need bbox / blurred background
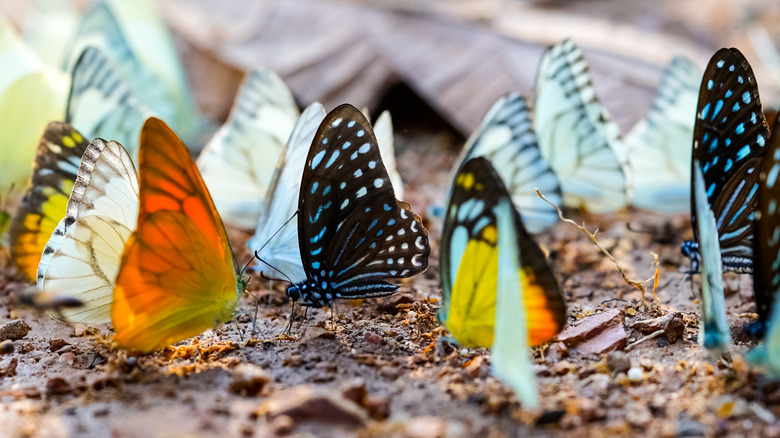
[3,0,780,206]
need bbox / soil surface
[3,1,780,437]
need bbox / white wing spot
[398,228,406,236]
[348,120,356,128]
[341,199,349,209]
[368,161,376,169]
[357,130,365,137]
[412,254,423,267]
[354,169,363,178]
[402,243,409,250]
[332,118,343,127]
[389,246,396,252]
[415,236,425,250]
[356,187,368,198]
[374,178,384,188]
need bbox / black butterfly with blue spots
[285,104,430,307]
[681,48,770,274]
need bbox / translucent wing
[291,105,430,306]
[112,118,241,352]
[9,123,89,281]
[373,110,405,200]
[694,162,731,355]
[37,138,139,324]
[458,93,561,233]
[439,157,566,348]
[627,57,701,213]
[248,103,326,283]
[0,16,69,194]
[67,47,151,161]
[197,68,300,228]
[492,198,537,408]
[683,48,770,273]
[534,38,630,212]
[63,2,198,144]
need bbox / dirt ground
[4,1,780,437]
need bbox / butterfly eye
[286,285,301,302]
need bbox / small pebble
[0,340,14,355]
[59,352,76,366]
[49,339,69,352]
[0,320,31,341]
[379,365,401,380]
[627,367,644,382]
[364,332,383,344]
[270,414,294,435]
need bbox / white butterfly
[248,103,327,283]
[37,138,139,324]
[457,92,561,233]
[197,68,301,229]
[627,57,701,213]
[534,38,631,213]
[373,110,405,200]
[67,46,152,161]
[63,0,200,144]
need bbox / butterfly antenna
[253,250,294,284]
[255,211,299,255]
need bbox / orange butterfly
[112,117,247,352]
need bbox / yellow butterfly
[439,157,567,406]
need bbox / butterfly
[439,156,567,406]
[109,117,247,352]
[0,14,69,196]
[534,38,631,213]
[63,0,200,144]
[9,123,90,282]
[454,92,562,233]
[197,68,301,229]
[627,56,701,213]
[247,103,326,283]
[36,136,139,324]
[748,114,780,337]
[67,46,151,161]
[747,115,780,373]
[692,161,731,355]
[681,48,770,274]
[283,104,429,307]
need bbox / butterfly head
[680,240,700,272]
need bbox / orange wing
[112,117,242,352]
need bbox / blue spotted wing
[289,104,430,306]
[753,114,780,334]
[684,48,770,273]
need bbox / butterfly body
[287,104,429,307]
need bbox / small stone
[606,351,630,374]
[284,354,303,368]
[578,398,604,423]
[229,364,271,396]
[464,356,487,379]
[626,402,652,428]
[557,309,626,354]
[364,332,383,344]
[265,386,369,426]
[405,416,446,438]
[0,340,14,355]
[1,357,18,377]
[615,372,630,386]
[59,352,75,366]
[627,367,644,382]
[341,379,367,406]
[379,366,400,380]
[49,339,69,352]
[639,357,654,371]
[46,377,72,396]
[270,414,294,435]
[546,342,569,362]
[0,320,31,341]
[629,312,685,343]
[553,360,577,375]
[365,395,390,420]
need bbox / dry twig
[536,189,660,309]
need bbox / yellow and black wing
[9,122,89,281]
[439,156,566,348]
